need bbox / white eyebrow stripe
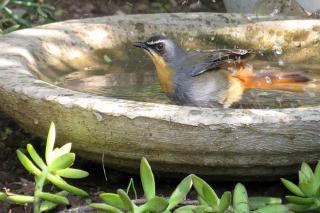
[146,40,165,45]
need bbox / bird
[133,36,310,108]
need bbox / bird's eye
[155,43,164,51]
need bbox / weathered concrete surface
[0,13,320,179]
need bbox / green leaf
[100,193,125,209]
[137,196,168,213]
[0,0,10,10]
[140,157,155,200]
[37,7,48,18]
[281,178,305,197]
[248,197,282,210]
[45,122,56,165]
[252,205,289,213]
[299,179,318,197]
[301,162,313,180]
[16,150,41,176]
[27,144,46,169]
[36,192,69,205]
[90,203,123,213]
[47,173,88,196]
[0,192,6,201]
[174,205,195,213]
[166,175,192,211]
[314,161,320,189]
[11,0,39,7]
[53,143,72,159]
[7,194,34,204]
[218,191,231,213]
[48,153,75,171]
[174,205,212,213]
[299,171,309,185]
[233,183,249,213]
[192,175,219,207]
[56,168,89,179]
[117,189,135,212]
[198,195,208,205]
[126,178,137,200]
[286,203,316,212]
[285,196,314,205]
[3,24,20,34]
[103,54,112,64]
[40,191,68,212]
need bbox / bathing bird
[133,36,310,108]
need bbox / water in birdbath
[47,39,320,109]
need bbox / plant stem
[34,168,48,213]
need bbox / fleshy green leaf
[137,196,168,213]
[281,178,305,197]
[16,150,41,176]
[7,194,34,204]
[218,191,231,213]
[301,162,313,180]
[53,143,72,159]
[45,122,56,164]
[126,178,137,200]
[174,205,212,213]
[100,193,125,209]
[198,195,208,205]
[233,183,249,213]
[27,144,46,169]
[47,173,88,196]
[174,205,194,213]
[252,205,289,213]
[36,192,69,205]
[299,171,309,185]
[248,197,282,210]
[117,189,135,211]
[285,196,314,205]
[56,168,89,179]
[166,175,192,211]
[90,203,123,213]
[48,153,75,171]
[192,175,219,207]
[40,191,69,212]
[286,203,317,212]
[140,157,155,200]
[299,179,318,197]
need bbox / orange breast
[148,52,174,94]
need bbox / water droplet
[278,59,285,66]
[270,8,279,17]
[258,51,264,56]
[273,44,283,55]
[265,76,272,84]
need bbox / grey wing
[186,49,253,77]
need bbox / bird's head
[133,36,185,64]
[133,36,185,95]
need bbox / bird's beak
[133,41,148,50]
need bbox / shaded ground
[0,0,295,212]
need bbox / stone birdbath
[1,13,320,179]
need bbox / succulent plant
[1,122,88,213]
[282,161,320,212]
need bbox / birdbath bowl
[1,13,320,179]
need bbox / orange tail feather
[234,66,310,92]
